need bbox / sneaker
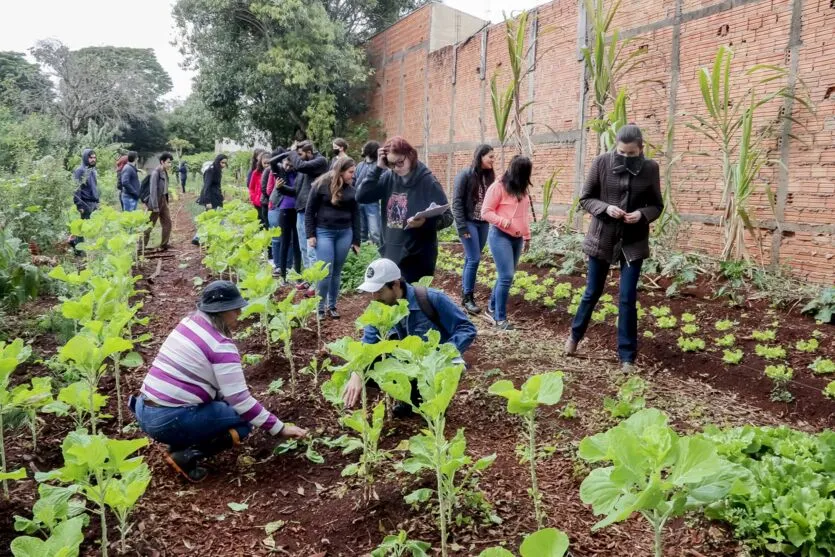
[327,308,341,319]
[495,320,515,331]
[272,267,283,278]
[485,307,496,324]
[191,238,200,246]
[164,448,208,483]
[318,308,326,319]
[564,337,578,356]
[462,293,481,315]
[392,401,415,419]
[621,362,636,374]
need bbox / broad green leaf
[227,502,249,512]
[519,528,570,557]
[265,520,285,535]
[404,488,433,505]
[0,468,27,481]
[579,466,621,516]
[120,352,144,368]
[479,548,515,557]
[669,437,721,486]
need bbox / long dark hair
[211,154,228,174]
[314,157,356,205]
[502,155,532,200]
[469,144,495,201]
[249,148,265,173]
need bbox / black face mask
[612,152,644,176]
[332,148,341,157]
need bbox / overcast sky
[0,0,548,101]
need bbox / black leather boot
[462,293,481,315]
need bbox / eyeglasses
[387,157,406,168]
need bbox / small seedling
[715,334,736,347]
[764,365,793,402]
[809,358,835,375]
[824,381,835,399]
[795,338,819,353]
[681,324,699,335]
[681,313,697,323]
[722,349,744,365]
[714,319,736,331]
[603,377,647,419]
[755,344,786,360]
[677,336,706,352]
[751,329,776,342]
[656,316,677,329]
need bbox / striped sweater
[140,311,284,436]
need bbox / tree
[320,0,429,42]
[31,40,173,136]
[168,138,195,159]
[173,0,368,147]
[164,95,226,152]
[118,115,169,157]
[0,51,53,113]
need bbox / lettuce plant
[722,349,744,365]
[36,432,150,557]
[371,530,430,557]
[478,528,569,557]
[681,323,699,335]
[795,338,819,353]
[603,376,647,419]
[656,316,677,329]
[579,409,748,557]
[10,515,86,557]
[824,381,835,399]
[677,336,706,352]
[809,357,835,375]
[714,319,736,331]
[764,365,793,402]
[715,334,736,347]
[488,372,564,527]
[752,329,776,342]
[755,344,786,360]
[0,338,31,498]
[681,312,697,323]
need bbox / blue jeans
[487,226,524,322]
[133,395,252,451]
[121,194,139,212]
[571,256,644,363]
[459,220,489,295]
[268,208,294,270]
[315,226,352,310]
[296,211,317,269]
[359,202,381,245]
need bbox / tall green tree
[31,40,173,136]
[0,51,53,113]
[320,0,429,41]
[173,0,369,146]
[164,95,228,153]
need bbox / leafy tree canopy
[163,94,229,153]
[0,51,53,114]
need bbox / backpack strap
[414,286,445,334]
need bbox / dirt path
[1,196,829,556]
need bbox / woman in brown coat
[564,124,663,370]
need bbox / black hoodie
[288,151,328,212]
[198,154,227,207]
[356,161,453,267]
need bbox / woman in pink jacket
[480,155,533,331]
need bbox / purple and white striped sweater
[140,311,284,436]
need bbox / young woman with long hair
[305,157,361,318]
[481,155,534,331]
[453,144,495,314]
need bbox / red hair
[116,155,129,172]
[383,136,418,167]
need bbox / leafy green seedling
[681,313,697,323]
[10,376,58,451]
[649,305,671,318]
[36,432,149,557]
[603,376,647,419]
[579,409,748,557]
[809,357,835,375]
[14,484,88,536]
[559,402,577,419]
[681,324,699,335]
[714,319,736,331]
[274,437,326,464]
[677,336,706,352]
[239,268,279,355]
[722,349,744,365]
[266,378,285,395]
[291,260,330,347]
[755,344,786,360]
[371,530,431,557]
[478,528,569,557]
[824,381,835,399]
[643,330,655,338]
[489,372,564,528]
[656,316,677,329]
[795,338,819,353]
[56,381,108,430]
[715,334,736,347]
[0,338,32,498]
[103,464,151,553]
[301,356,331,387]
[10,515,86,557]
[751,329,776,342]
[764,365,793,402]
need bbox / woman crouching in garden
[130,281,308,482]
[564,124,663,371]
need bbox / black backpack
[139,175,152,205]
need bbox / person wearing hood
[288,141,329,268]
[120,151,141,212]
[193,154,228,246]
[353,140,382,246]
[69,148,99,254]
[144,152,174,250]
[356,136,453,283]
[116,155,129,210]
[564,124,663,372]
[179,161,188,193]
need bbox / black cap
[197,280,247,313]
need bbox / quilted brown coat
[580,152,663,264]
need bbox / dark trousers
[571,256,644,363]
[278,209,301,279]
[398,248,438,284]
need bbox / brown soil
[0,197,830,556]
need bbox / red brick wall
[361,0,835,284]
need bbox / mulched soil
[0,196,831,556]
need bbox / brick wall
[362,0,835,284]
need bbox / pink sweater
[480,180,532,240]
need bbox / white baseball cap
[357,259,402,293]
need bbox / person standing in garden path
[194,153,228,246]
[144,152,174,250]
[564,124,663,371]
[289,141,329,269]
[342,258,477,417]
[353,140,382,246]
[120,151,141,212]
[305,157,361,319]
[329,137,349,170]
[356,136,453,283]
[130,280,308,482]
[69,148,99,255]
[453,144,496,315]
[178,160,188,193]
[248,150,269,226]
[481,155,534,331]
[268,150,302,282]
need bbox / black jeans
[571,256,644,363]
[279,209,302,278]
[398,247,438,284]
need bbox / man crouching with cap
[342,259,477,417]
[130,280,308,482]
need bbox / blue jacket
[121,163,141,199]
[179,162,188,178]
[361,283,477,356]
[72,148,99,208]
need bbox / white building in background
[214,136,271,154]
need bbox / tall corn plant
[687,45,811,261]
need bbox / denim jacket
[361,283,477,356]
